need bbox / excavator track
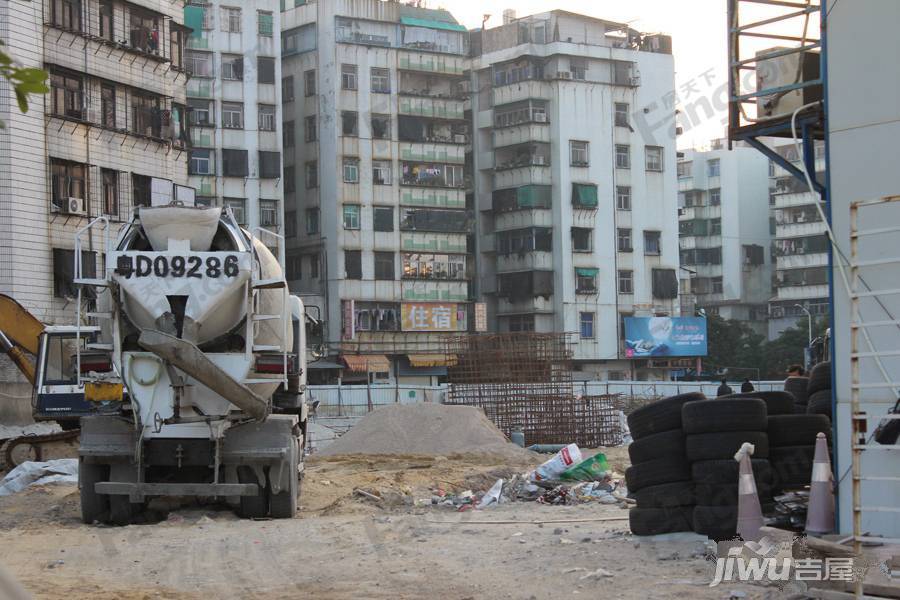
[2,429,81,469]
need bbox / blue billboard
[623,317,708,358]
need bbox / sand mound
[317,403,535,461]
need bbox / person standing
[717,379,733,397]
[741,378,754,393]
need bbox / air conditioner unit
[557,71,571,80]
[453,134,467,144]
[63,197,86,216]
[533,156,546,165]
[534,113,547,123]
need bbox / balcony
[400,207,471,234]
[497,251,554,273]
[496,295,555,316]
[494,210,553,232]
[678,178,696,192]
[401,280,468,302]
[776,252,829,270]
[679,235,723,250]
[494,166,552,189]
[775,284,829,301]
[398,51,466,76]
[692,264,724,278]
[679,205,721,221]
[399,97,465,120]
[493,123,551,148]
[773,191,821,209]
[399,142,465,164]
[399,187,465,209]
[776,220,826,239]
[495,142,551,171]
[492,80,551,107]
[399,71,467,100]
[401,232,467,253]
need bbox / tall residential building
[281,1,471,384]
[0,0,189,326]
[469,11,680,381]
[184,0,283,242]
[676,142,772,334]
[768,141,828,338]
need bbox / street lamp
[794,304,813,346]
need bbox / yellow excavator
[0,294,119,467]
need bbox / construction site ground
[0,447,771,600]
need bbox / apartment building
[768,141,829,338]
[0,0,189,327]
[469,11,681,380]
[184,0,283,242]
[677,142,772,334]
[281,1,471,384]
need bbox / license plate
[119,254,240,279]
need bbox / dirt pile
[317,403,535,461]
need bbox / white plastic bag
[531,444,582,481]
[476,478,504,509]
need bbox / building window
[188,98,213,127]
[221,6,241,33]
[371,114,390,139]
[677,160,692,178]
[371,67,390,93]
[507,315,535,333]
[101,169,118,217]
[51,0,82,30]
[306,208,319,234]
[195,196,214,207]
[304,69,316,96]
[282,76,294,102]
[286,253,302,280]
[222,54,243,80]
[224,197,246,225]
[310,254,320,279]
[618,270,633,294]
[644,230,661,255]
[616,185,631,211]
[580,312,595,339]
[341,64,357,90]
[304,115,317,142]
[570,140,589,167]
[374,252,394,280]
[53,249,95,298]
[131,92,161,137]
[221,149,249,177]
[343,158,359,183]
[615,102,629,127]
[373,160,392,185]
[98,0,113,40]
[100,83,115,128]
[708,158,720,177]
[576,269,598,294]
[187,51,212,77]
[222,102,243,129]
[373,206,394,232]
[712,276,724,294]
[570,58,587,80]
[645,146,664,172]
[259,199,278,229]
[341,111,358,136]
[344,250,362,279]
[189,149,214,175]
[50,158,86,210]
[617,228,632,252]
[283,120,294,148]
[284,165,295,192]
[257,10,273,36]
[709,188,721,206]
[615,144,630,169]
[710,218,722,235]
[259,151,281,179]
[305,161,318,188]
[571,227,592,252]
[258,57,275,84]
[50,69,83,119]
[131,174,151,208]
[258,104,276,131]
[343,204,360,229]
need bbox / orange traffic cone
[806,432,835,535]
[735,442,764,541]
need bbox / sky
[446,0,731,149]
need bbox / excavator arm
[0,294,44,386]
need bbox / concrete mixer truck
[73,204,312,524]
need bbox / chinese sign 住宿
[401,303,459,332]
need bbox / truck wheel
[79,461,109,524]
[109,464,141,526]
[269,439,299,519]
[237,466,269,519]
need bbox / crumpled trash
[0,459,79,496]
[531,444,582,481]
[618,411,633,446]
[560,454,609,481]
[537,485,572,505]
[476,478,504,509]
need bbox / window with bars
[98,0,113,40]
[132,174,152,208]
[222,55,243,80]
[222,102,243,129]
[371,114,390,140]
[616,185,631,210]
[373,161,391,185]
[224,198,246,225]
[131,92,161,138]
[618,270,633,294]
[341,111,358,136]
[221,7,241,32]
[101,169,118,217]
[259,104,276,131]
[258,11,273,36]
[259,200,279,229]
[644,230,661,255]
[101,83,115,128]
[50,70,83,120]
[615,144,630,169]
[645,146,664,172]
[188,98,213,126]
[371,67,390,93]
[710,188,721,206]
[51,0,82,30]
[341,64,357,90]
[570,140,589,167]
[304,115,317,142]
[50,158,86,209]
[615,102,629,127]
[617,228,632,252]
[187,51,212,77]
[343,205,360,229]
[571,227,592,252]
[343,158,359,183]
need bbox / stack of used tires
[807,361,833,420]
[767,413,832,490]
[625,393,703,536]
[683,397,773,540]
[784,375,810,413]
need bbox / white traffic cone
[806,432,835,535]
[735,442,764,541]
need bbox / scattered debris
[0,459,78,496]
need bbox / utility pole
[795,304,813,369]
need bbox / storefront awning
[340,354,391,373]
[400,16,468,32]
[307,359,345,370]
[575,267,599,277]
[572,183,599,208]
[407,354,457,368]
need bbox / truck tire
[807,361,832,396]
[693,505,738,540]
[79,461,109,525]
[627,429,685,465]
[724,391,795,416]
[784,376,809,406]
[627,393,705,439]
[695,482,773,506]
[625,456,691,492]
[770,446,816,488]
[767,414,832,446]
[682,398,767,434]
[685,431,769,462]
[237,466,269,519]
[269,439,299,519]
[632,481,695,508]
[807,390,833,420]
[629,506,694,536]
[108,464,141,526]
[691,459,773,486]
